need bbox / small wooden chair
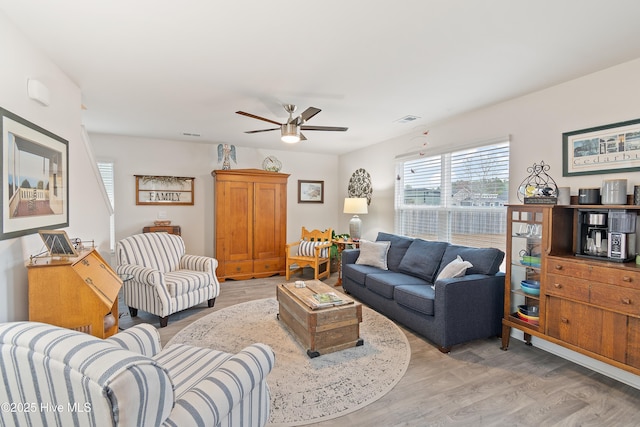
[285,227,333,280]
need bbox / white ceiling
[2,0,640,155]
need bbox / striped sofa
[0,322,274,427]
[116,233,221,327]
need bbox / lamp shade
[343,197,368,214]
[281,123,300,143]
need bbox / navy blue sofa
[341,232,505,352]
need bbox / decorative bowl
[520,282,540,296]
[518,305,539,316]
[520,256,541,267]
[521,279,540,288]
[154,220,171,226]
[517,311,539,324]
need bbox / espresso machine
[576,210,609,258]
[577,209,636,262]
[607,210,636,261]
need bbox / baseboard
[510,329,640,390]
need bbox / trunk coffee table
[277,280,363,358]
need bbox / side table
[333,239,360,287]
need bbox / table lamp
[343,197,368,241]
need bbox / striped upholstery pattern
[0,322,174,427]
[0,322,275,427]
[115,233,221,321]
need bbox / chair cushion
[154,343,233,399]
[376,232,414,271]
[437,245,504,276]
[397,239,448,283]
[394,285,436,316]
[435,255,473,281]
[297,240,329,258]
[356,240,391,269]
[165,270,213,297]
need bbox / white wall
[338,58,640,388]
[90,134,340,257]
[0,11,111,322]
[340,59,640,240]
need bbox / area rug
[166,297,411,426]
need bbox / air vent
[394,115,420,124]
[182,132,201,137]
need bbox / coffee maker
[607,210,636,261]
[577,210,608,258]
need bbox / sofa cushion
[438,245,504,276]
[376,232,414,271]
[394,285,436,316]
[343,263,394,285]
[356,240,391,269]
[397,239,448,282]
[435,255,473,281]
[365,272,429,299]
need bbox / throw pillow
[435,255,473,281]
[355,240,391,270]
[297,240,329,258]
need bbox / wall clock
[347,168,372,205]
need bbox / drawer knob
[622,276,632,282]
[554,283,562,289]
[621,298,631,305]
[554,265,563,270]
[561,317,569,324]
[236,267,241,271]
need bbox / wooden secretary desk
[26,248,122,338]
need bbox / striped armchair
[0,322,274,427]
[115,233,221,327]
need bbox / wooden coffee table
[277,280,363,358]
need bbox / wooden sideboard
[502,204,640,376]
[212,169,289,281]
[26,249,122,338]
[143,225,181,235]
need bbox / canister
[601,179,627,205]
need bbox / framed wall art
[562,118,640,176]
[1,107,69,240]
[298,180,324,203]
[135,175,195,205]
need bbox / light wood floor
[119,272,640,427]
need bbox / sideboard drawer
[590,282,640,316]
[548,257,640,288]
[545,274,589,302]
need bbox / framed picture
[298,180,324,203]
[38,229,78,257]
[1,107,69,240]
[562,118,640,176]
[135,175,195,205]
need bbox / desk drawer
[545,274,589,302]
[590,282,640,317]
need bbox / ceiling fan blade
[300,125,348,132]
[245,128,280,134]
[300,132,307,141]
[236,111,282,126]
[300,107,321,122]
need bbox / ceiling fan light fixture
[281,123,300,143]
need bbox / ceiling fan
[236,104,348,143]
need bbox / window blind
[395,140,509,253]
[97,161,115,251]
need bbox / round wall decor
[348,168,372,205]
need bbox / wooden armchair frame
[285,227,333,280]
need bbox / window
[395,138,509,252]
[97,161,115,251]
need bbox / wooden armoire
[212,169,289,281]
